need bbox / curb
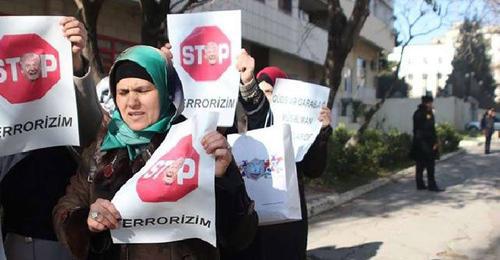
[306,148,467,218]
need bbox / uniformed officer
[410,96,444,192]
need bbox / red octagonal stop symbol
[0,34,61,104]
[137,135,200,202]
[180,26,231,81]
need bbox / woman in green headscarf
[52,45,257,259]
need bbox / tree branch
[172,0,212,14]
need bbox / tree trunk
[74,0,106,78]
[355,44,407,137]
[324,0,370,108]
[140,0,171,47]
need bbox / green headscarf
[100,45,171,160]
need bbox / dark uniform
[410,98,442,191]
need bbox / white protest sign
[271,79,330,162]
[228,124,302,225]
[0,16,79,156]
[111,113,218,246]
[167,10,241,127]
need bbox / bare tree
[140,0,212,47]
[346,0,449,146]
[73,0,106,77]
[324,0,371,108]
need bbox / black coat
[481,115,498,135]
[410,104,438,161]
[225,82,332,260]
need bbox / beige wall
[336,39,380,102]
[371,97,476,133]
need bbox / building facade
[390,23,499,104]
[1,0,394,122]
[390,44,455,98]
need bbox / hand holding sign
[167,10,241,126]
[88,198,122,232]
[201,131,232,177]
[111,113,218,245]
[271,79,330,161]
[318,106,332,128]
[236,49,255,85]
[160,43,174,63]
[60,17,87,72]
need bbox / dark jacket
[227,79,332,260]
[0,64,102,241]
[53,123,258,260]
[481,114,498,135]
[410,104,438,161]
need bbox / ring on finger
[89,211,101,221]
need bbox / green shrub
[436,123,463,154]
[379,130,412,168]
[315,124,461,189]
[321,126,409,186]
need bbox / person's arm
[215,159,257,253]
[73,65,103,148]
[52,165,92,259]
[297,107,333,178]
[61,17,103,148]
[297,126,333,179]
[236,49,267,114]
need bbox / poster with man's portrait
[0,16,78,156]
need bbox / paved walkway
[307,141,500,260]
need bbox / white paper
[167,10,241,127]
[228,124,302,226]
[270,79,330,162]
[111,113,218,246]
[0,16,79,156]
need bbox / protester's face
[163,158,183,185]
[21,55,41,81]
[116,78,160,131]
[258,81,274,102]
[490,110,496,117]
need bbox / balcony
[299,0,395,52]
[192,0,328,65]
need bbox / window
[341,99,350,116]
[370,0,377,12]
[255,0,265,2]
[279,0,292,14]
[343,68,352,94]
[423,58,428,64]
[422,74,428,80]
[98,35,136,72]
[438,57,443,64]
[408,74,413,80]
[356,58,366,88]
[437,73,442,79]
